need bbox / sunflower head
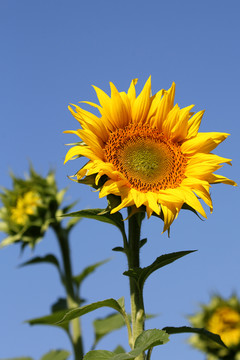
[188,295,240,359]
[0,167,68,249]
[64,77,236,232]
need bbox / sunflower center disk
[122,141,171,183]
[104,124,187,192]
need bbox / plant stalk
[127,210,145,360]
[52,222,84,360]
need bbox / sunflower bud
[0,167,68,249]
[188,295,240,359]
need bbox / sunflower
[64,77,236,231]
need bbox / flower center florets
[104,124,187,192]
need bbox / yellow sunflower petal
[207,173,237,186]
[64,146,99,163]
[110,82,131,128]
[127,78,138,106]
[77,129,104,159]
[99,179,127,197]
[180,187,207,218]
[132,76,152,124]
[161,204,178,233]
[130,188,148,208]
[110,190,135,213]
[171,105,195,142]
[181,132,229,155]
[187,110,205,139]
[155,82,175,130]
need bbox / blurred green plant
[0,168,122,360]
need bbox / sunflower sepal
[181,203,204,220]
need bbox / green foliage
[27,298,128,327]
[51,298,68,313]
[62,208,127,241]
[19,254,62,274]
[124,251,196,291]
[0,350,70,360]
[113,346,126,354]
[93,313,128,348]
[83,329,169,359]
[163,326,226,348]
[40,350,70,360]
[72,258,110,290]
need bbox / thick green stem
[52,223,84,360]
[127,210,145,360]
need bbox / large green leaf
[73,259,110,289]
[41,350,70,360]
[27,298,127,327]
[62,209,126,239]
[84,329,169,360]
[124,251,196,290]
[163,326,226,348]
[93,312,155,349]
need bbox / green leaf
[27,298,132,348]
[51,298,68,313]
[73,259,110,288]
[93,313,128,348]
[130,329,169,357]
[112,247,125,253]
[163,326,227,348]
[139,238,147,248]
[83,350,115,360]
[84,329,169,360]
[19,254,61,275]
[27,298,126,327]
[41,350,71,360]
[113,346,126,354]
[123,251,196,290]
[62,209,126,239]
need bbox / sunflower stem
[127,209,145,360]
[52,222,84,360]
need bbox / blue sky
[0,1,239,359]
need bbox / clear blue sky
[0,1,239,359]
